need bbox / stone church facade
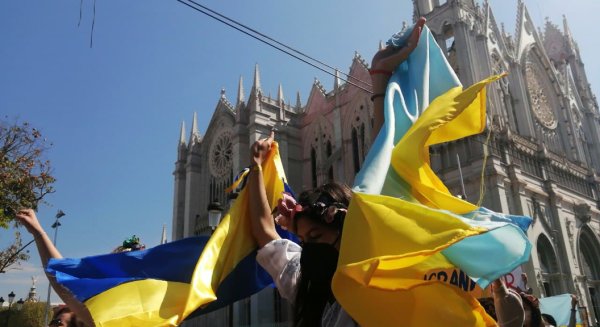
[173,0,600,325]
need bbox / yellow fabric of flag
[183,142,286,318]
[333,192,495,327]
[334,77,504,327]
[392,74,504,214]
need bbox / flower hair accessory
[274,192,349,230]
[274,192,303,231]
[122,235,145,251]
[325,204,347,224]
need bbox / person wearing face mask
[247,18,426,327]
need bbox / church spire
[562,14,577,50]
[278,83,284,102]
[296,91,302,109]
[237,75,245,106]
[189,112,201,145]
[334,69,342,90]
[179,121,186,146]
[161,224,168,244]
[251,63,261,95]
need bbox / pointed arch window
[441,23,458,75]
[580,227,600,323]
[537,234,561,296]
[360,123,366,159]
[311,147,318,188]
[326,140,334,181]
[352,127,360,173]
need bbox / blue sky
[1,0,598,304]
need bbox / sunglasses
[48,318,63,327]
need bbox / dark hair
[294,243,339,327]
[541,313,557,326]
[477,297,497,321]
[51,306,82,327]
[521,293,543,327]
[292,182,351,327]
[293,182,352,233]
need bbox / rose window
[209,131,233,178]
[525,60,557,130]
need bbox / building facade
[173,0,600,325]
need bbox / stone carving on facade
[571,105,582,128]
[524,19,534,35]
[566,219,579,268]
[525,58,558,130]
[574,202,592,224]
[531,197,554,231]
[209,130,233,178]
[536,270,546,296]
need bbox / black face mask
[294,242,340,327]
[300,242,339,294]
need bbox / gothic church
[173,1,600,325]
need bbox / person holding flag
[247,17,427,327]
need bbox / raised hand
[371,17,426,75]
[15,208,44,236]
[369,17,426,139]
[250,130,275,166]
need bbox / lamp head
[16,298,24,311]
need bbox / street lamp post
[207,200,223,231]
[7,292,15,309]
[226,192,237,327]
[15,298,24,311]
[3,291,16,326]
[207,200,234,327]
[43,209,66,327]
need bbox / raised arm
[492,279,524,327]
[16,209,96,327]
[247,131,281,248]
[568,294,578,327]
[370,17,426,140]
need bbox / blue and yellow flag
[333,25,532,326]
[47,142,290,326]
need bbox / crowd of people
[14,16,582,327]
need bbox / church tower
[412,0,489,86]
[172,121,187,241]
[26,277,38,302]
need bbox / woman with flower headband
[247,18,426,327]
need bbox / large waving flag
[47,142,290,326]
[539,294,583,327]
[333,24,532,326]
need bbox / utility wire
[175,0,373,93]
[184,0,356,82]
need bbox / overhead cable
[175,0,373,93]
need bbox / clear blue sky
[1,0,598,304]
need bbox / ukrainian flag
[333,25,532,326]
[47,142,291,326]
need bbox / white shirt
[256,239,359,327]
